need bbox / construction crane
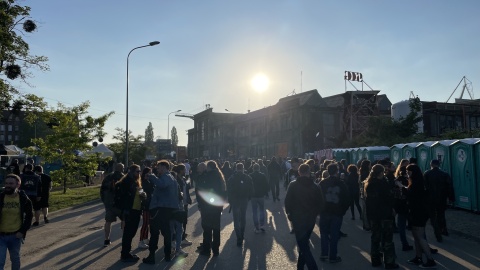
[446,76,474,103]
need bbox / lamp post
[167,109,181,142]
[126,41,160,167]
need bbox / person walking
[100,163,124,247]
[365,164,399,269]
[197,160,227,256]
[143,160,180,264]
[267,157,282,201]
[227,162,254,247]
[393,166,413,251]
[138,167,153,249]
[318,163,349,263]
[285,164,324,270]
[33,165,52,224]
[249,164,269,233]
[116,165,146,262]
[0,174,33,270]
[20,164,42,227]
[345,165,361,220]
[359,159,372,231]
[404,164,437,268]
[424,159,454,242]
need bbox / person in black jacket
[285,164,324,270]
[115,165,147,262]
[0,174,33,270]
[20,164,42,226]
[365,164,399,269]
[424,159,454,242]
[267,157,282,201]
[346,165,362,220]
[318,163,349,264]
[138,167,153,249]
[227,162,254,247]
[100,163,124,247]
[197,160,227,256]
[249,164,269,233]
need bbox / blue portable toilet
[402,142,420,162]
[364,146,390,162]
[391,144,406,166]
[416,141,436,173]
[450,138,480,211]
[431,140,457,176]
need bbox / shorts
[28,196,42,211]
[105,207,123,222]
[38,195,49,208]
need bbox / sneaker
[407,257,423,265]
[138,241,149,249]
[420,259,436,269]
[385,263,400,269]
[121,253,140,262]
[402,245,413,251]
[32,221,39,227]
[104,239,111,247]
[430,248,438,254]
[320,255,329,261]
[329,256,342,263]
[44,217,50,224]
[181,239,193,246]
[175,249,189,257]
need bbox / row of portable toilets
[329,138,480,212]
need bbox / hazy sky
[16,0,480,146]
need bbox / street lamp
[126,41,160,167]
[167,109,182,142]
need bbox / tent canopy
[0,144,23,156]
[87,143,114,158]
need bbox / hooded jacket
[285,176,324,229]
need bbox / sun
[251,73,269,93]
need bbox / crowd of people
[0,154,453,269]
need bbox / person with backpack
[100,163,124,247]
[227,162,254,247]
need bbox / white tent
[88,143,114,158]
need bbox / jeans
[251,197,265,229]
[360,198,371,230]
[149,207,174,257]
[170,220,183,251]
[0,234,21,270]
[397,213,409,247]
[350,195,362,219]
[370,220,396,265]
[412,226,433,260]
[232,199,248,240]
[295,223,318,270]
[121,209,141,257]
[319,214,342,260]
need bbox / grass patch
[49,186,100,212]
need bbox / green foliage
[0,0,49,112]
[27,102,113,193]
[171,126,178,146]
[108,127,146,164]
[49,186,100,212]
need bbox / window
[0,125,4,131]
[15,116,19,122]
[8,125,12,132]
[7,135,11,142]
[0,135,4,141]
[201,121,205,141]
[14,125,19,131]
[15,135,19,141]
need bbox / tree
[108,127,146,165]
[144,122,155,156]
[0,0,49,113]
[171,126,178,147]
[27,102,113,193]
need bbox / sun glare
[251,73,269,93]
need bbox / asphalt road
[8,188,480,270]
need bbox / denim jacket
[149,171,179,209]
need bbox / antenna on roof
[287,89,296,97]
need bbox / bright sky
[17,0,480,146]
